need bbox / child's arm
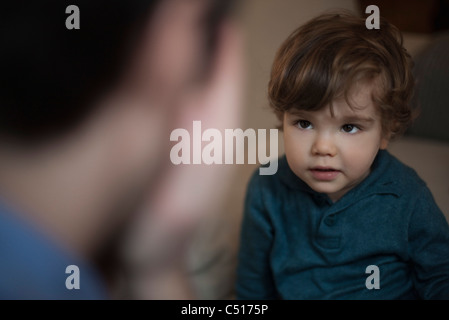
[235,173,277,299]
[409,186,449,299]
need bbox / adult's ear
[120,14,245,299]
[135,18,245,247]
[161,18,245,219]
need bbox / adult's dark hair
[0,0,236,144]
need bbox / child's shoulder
[246,155,304,194]
[378,150,428,195]
[244,156,301,210]
[247,155,285,187]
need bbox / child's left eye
[295,120,313,129]
[341,124,360,134]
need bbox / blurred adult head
[0,0,242,260]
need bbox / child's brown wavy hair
[268,11,416,139]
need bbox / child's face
[283,82,389,202]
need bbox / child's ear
[380,138,389,150]
[380,133,390,150]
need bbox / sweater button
[324,214,336,226]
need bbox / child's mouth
[309,167,341,181]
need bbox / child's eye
[341,124,360,134]
[296,120,313,130]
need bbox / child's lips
[309,166,341,181]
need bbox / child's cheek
[341,139,379,179]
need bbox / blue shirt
[0,202,107,299]
[236,150,449,299]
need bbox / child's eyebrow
[340,116,375,124]
[287,110,375,124]
[287,110,310,117]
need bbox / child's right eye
[296,120,313,129]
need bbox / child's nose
[311,133,337,157]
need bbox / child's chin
[307,181,342,195]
